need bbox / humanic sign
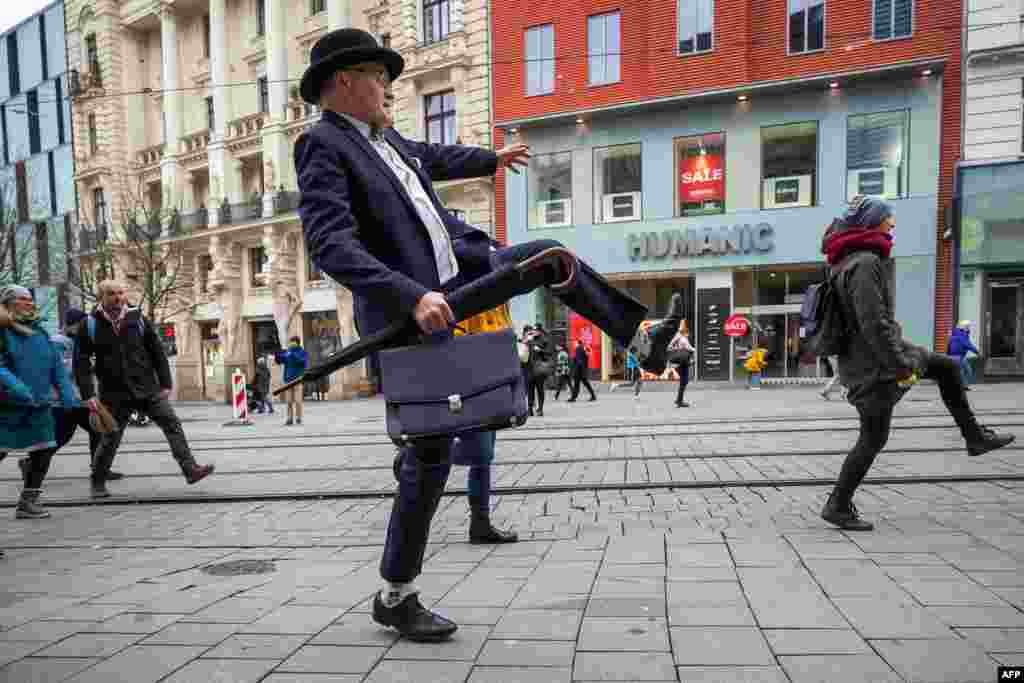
[627,223,775,260]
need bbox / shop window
[425,91,455,144]
[873,0,911,40]
[588,12,620,86]
[594,143,642,223]
[250,246,268,287]
[525,24,555,97]
[761,121,817,209]
[678,0,713,54]
[846,110,908,201]
[527,151,573,229]
[674,133,725,217]
[423,0,451,45]
[789,0,824,53]
[159,323,177,357]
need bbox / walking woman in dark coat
[526,324,554,417]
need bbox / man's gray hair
[97,280,126,298]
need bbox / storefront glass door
[987,280,1024,376]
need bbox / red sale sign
[679,153,724,204]
[568,312,602,370]
[724,314,749,337]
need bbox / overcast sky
[1,0,55,36]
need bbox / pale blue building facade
[503,67,943,383]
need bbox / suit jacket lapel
[330,115,423,226]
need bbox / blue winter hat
[843,195,894,229]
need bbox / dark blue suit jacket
[295,110,499,339]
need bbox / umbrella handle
[514,247,577,294]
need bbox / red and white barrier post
[223,369,254,427]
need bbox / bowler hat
[299,28,404,105]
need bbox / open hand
[496,144,530,174]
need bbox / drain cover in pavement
[200,559,276,576]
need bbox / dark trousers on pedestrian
[675,364,690,405]
[553,374,572,399]
[92,396,197,483]
[571,370,596,401]
[54,407,101,464]
[453,430,497,518]
[832,352,982,506]
[528,374,548,414]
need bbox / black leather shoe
[967,427,1015,457]
[469,516,519,544]
[637,293,685,376]
[88,470,124,481]
[372,592,457,642]
[821,493,873,531]
[90,482,111,499]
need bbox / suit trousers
[571,370,596,400]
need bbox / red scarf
[98,305,128,335]
[822,228,893,265]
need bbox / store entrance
[986,278,1024,377]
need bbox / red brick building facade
[492,0,962,352]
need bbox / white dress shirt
[340,113,459,285]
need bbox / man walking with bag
[819,197,1014,531]
[569,340,597,402]
[74,280,215,498]
[295,29,662,642]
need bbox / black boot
[967,426,1015,456]
[372,592,457,642]
[636,293,685,375]
[469,514,518,544]
[821,492,873,531]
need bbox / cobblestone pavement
[0,384,1020,681]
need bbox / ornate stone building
[365,0,496,234]
[66,0,495,402]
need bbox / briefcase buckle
[448,394,463,414]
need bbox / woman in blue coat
[0,286,79,519]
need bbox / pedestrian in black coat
[568,340,597,402]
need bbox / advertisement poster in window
[568,312,602,371]
[698,288,730,381]
[679,153,724,205]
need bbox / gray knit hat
[843,195,894,229]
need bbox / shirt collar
[337,113,373,139]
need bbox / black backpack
[801,274,849,358]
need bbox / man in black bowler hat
[294,28,666,642]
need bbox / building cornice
[497,56,947,130]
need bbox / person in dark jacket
[75,280,215,498]
[526,323,553,417]
[0,286,79,520]
[820,197,1014,532]
[275,337,309,425]
[569,340,597,402]
[253,357,273,414]
[948,321,980,389]
[553,345,572,400]
[52,308,124,481]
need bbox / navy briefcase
[379,329,529,446]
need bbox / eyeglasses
[346,67,391,85]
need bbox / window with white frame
[528,151,573,229]
[789,0,824,53]
[761,122,817,209]
[587,12,620,86]
[423,0,451,44]
[846,110,909,201]
[525,24,555,96]
[678,0,713,54]
[873,0,911,40]
[424,91,456,144]
[594,144,642,223]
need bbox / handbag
[379,328,528,446]
[667,347,692,366]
